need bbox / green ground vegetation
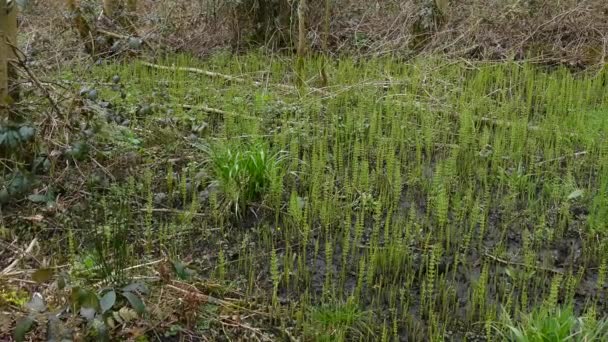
[4,53,608,340]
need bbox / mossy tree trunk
[232,0,291,50]
[104,0,138,32]
[320,0,331,86]
[103,0,118,18]
[295,0,309,87]
[297,0,308,58]
[0,0,8,119]
[0,0,18,120]
[66,0,94,53]
[126,0,137,28]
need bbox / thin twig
[142,62,327,95]
[484,252,563,274]
[139,207,207,217]
[165,283,226,306]
[1,238,38,275]
[8,43,63,116]
[536,151,588,166]
[180,104,263,122]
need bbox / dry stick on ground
[478,116,578,138]
[536,151,588,166]
[180,103,262,122]
[484,252,563,274]
[1,238,38,275]
[142,62,327,95]
[138,207,208,218]
[165,283,229,307]
[167,281,271,317]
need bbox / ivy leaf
[25,293,46,313]
[121,291,145,315]
[32,268,54,283]
[122,282,148,295]
[81,290,100,310]
[172,260,193,280]
[80,307,96,321]
[92,318,110,342]
[18,126,35,142]
[14,316,35,342]
[27,194,47,203]
[71,287,100,310]
[4,130,21,148]
[100,290,116,314]
[128,37,143,50]
[0,188,8,204]
[65,142,89,161]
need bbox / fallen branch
[536,151,588,166]
[180,104,263,122]
[1,238,38,275]
[167,281,271,318]
[165,283,227,306]
[139,207,208,217]
[484,252,563,274]
[478,117,577,138]
[143,62,327,95]
[97,28,129,40]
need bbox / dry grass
[17,0,608,68]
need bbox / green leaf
[27,194,51,203]
[122,291,145,315]
[172,260,193,280]
[128,37,143,50]
[25,293,46,313]
[14,316,35,342]
[32,268,54,283]
[81,290,100,310]
[80,307,96,321]
[18,126,35,142]
[122,282,148,295]
[71,287,100,310]
[100,290,116,314]
[92,317,110,342]
[56,273,67,290]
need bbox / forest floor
[2,50,608,341]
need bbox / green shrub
[304,298,372,341]
[205,142,284,216]
[502,307,608,342]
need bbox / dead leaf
[0,313,11,332]
[118,307,138,322]
[21,215,44,222]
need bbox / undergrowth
[4,53,608,340]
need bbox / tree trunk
[0,0,8,119]
[297,0,308,58]
[0,0,18,119]
[103,0,118,19]
[66,0,94,53]
[123,0,138,32]
[320,0,331,86]
[126,0,137,14]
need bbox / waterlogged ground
[20,54,608,340]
